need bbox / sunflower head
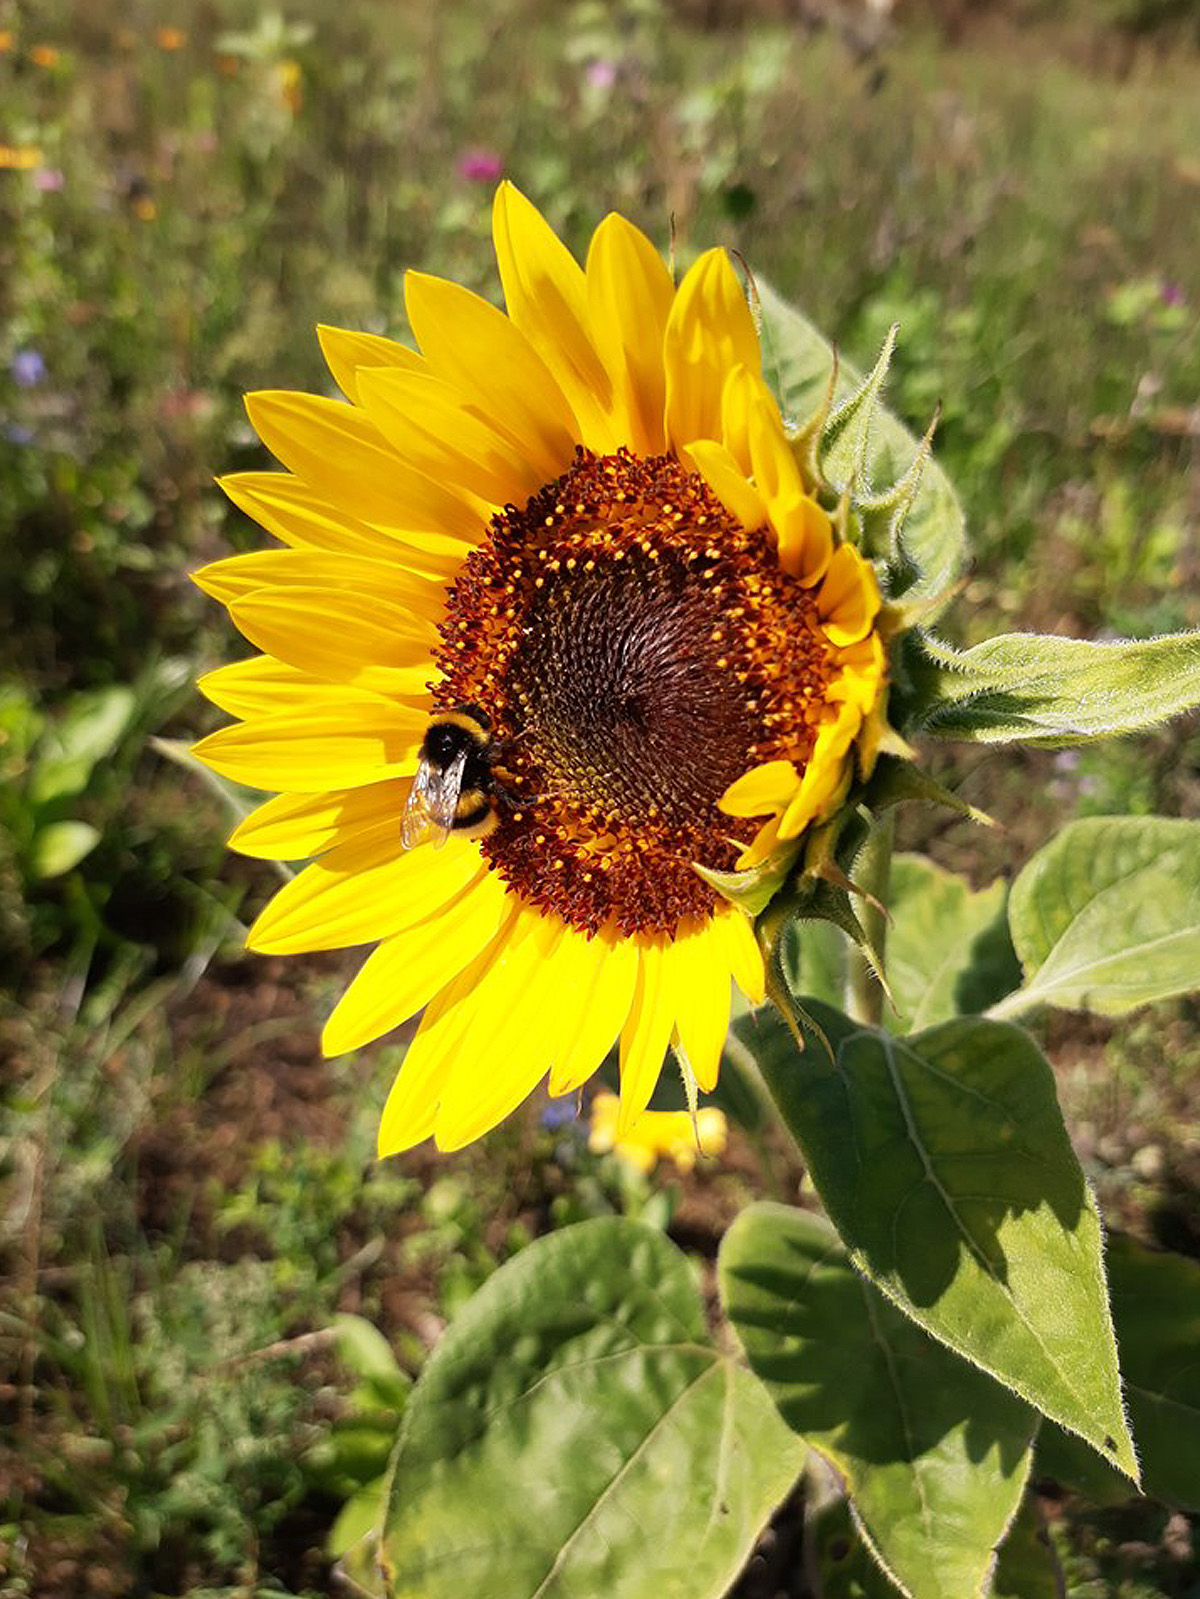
[193,183,902,1154]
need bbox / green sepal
[693,834,804,918]
[864,753,996,829]
[856,403,941,567]
[820,323,899,499]
[761,868,892,1017]
[755,280,966,614]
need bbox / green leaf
[1105,1234,1200,1510]
[905,629,1200,745]
[741,1000,1137,1479]
[755,280,966,610]
[720,1204,1036,1599]
[29,820,101,879]
[378,1218,806,1599]
[333,1313,410,1395]
[996,817,1200,1019]
[885,855,1018,1032]
[29,685,137,806]
[756,277,845,427]
[991,1493,1065,1599]
[330,1478,387,1561]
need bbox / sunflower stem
[846,813,893,1027]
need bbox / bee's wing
[400,748,469,850]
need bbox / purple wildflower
[11,349,46,387]
[541,1099,579,1131]
[456,149,504,183]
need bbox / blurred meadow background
[2,0,1199,1593]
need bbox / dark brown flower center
[434,449,837,935]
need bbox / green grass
[2,1,1199,1592]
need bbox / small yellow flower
[0,146,44,171]
[0,31,15,53]
[194,184,888,1155]
[29,44,60,68]
[276,58,303,114]
[589,1092,728,1174]
[155,27,188,50]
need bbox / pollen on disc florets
[434,448,839,936]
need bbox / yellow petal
[723,367,793,500]
[192,698,425,791]
[719,364,835,583]
[404,271,579,482]
[356,367,545,510]
[492,182,617,453]
[316,324,424,404]
[218,472,470,580]
[778,714,858,839]
[668,918,732,1092]
[617,938,676,1134]
[374,904,520,1155]
[734,815,784,872]
[827,631,887,713]
[323,870,514,1060]
[228,586,436,697]
[192,549,447,623]
[248,823,487,953]
[585,213,674,456]
[227,781,408,861]
[710,904,765,1003]
[546,926,639,1096]
[718,758,799,819]
[197,656,353,720]
[244,391,482,541]
[817,545,883,648]
[682,439,769,532]
[434,907,571,1150]
[664,249,760,451]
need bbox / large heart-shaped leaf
[375,1218,806,1599]
[994,816,1200,1019]
[884,855,1016,1032]
[735,1000,1136,1479]
[721,1204,1036,1599]
[756,281,966,608]
[905,629,1200,745]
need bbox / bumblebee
[401,704,501,849]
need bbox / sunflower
[193,183,886,1155]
